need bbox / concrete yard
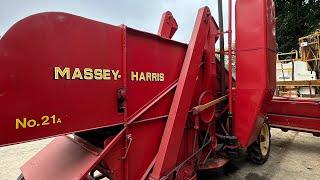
[0,129,319,180]
[200,129,320,180]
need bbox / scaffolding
[299,29,320,62]
[276,30,320,97]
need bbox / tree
[275,0,320,53]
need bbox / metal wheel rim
[260,123,270,156]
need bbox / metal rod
[227,0,233,112]
[192,95,228,113]
[227,0,233,134]
[291,59,295,81]
[218,0,226,95]
[161,137,212,180]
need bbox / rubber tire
[247,122,271,165]
[17,174,25,180]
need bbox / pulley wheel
[198,91,215,123]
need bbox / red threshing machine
[0,0,318,179]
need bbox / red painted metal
[0,13,124,146]
[21,136,100,180]
[0,9,224,179]
[269,114,320,133]
[199,157,230,170]
[234,0,276,147]
[0,13,187,146]
[227,0,233,114]
[269,97,320,118]
[0,1,277,179]
[150,7,219,179]
[158,11,178,39]
[268,97,320,133]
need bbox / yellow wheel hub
[260,123,270,156]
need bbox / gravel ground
[0,129,319,180]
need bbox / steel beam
[150,7,215,179]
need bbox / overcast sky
[0,0,235,44]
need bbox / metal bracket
[121,134,132,160]
[117,88,127,113]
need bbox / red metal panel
[268,97,320,133]
[269,114,320,133]
[21,136,99,180]
[269,97,320,118]
[0,13,124,146]
[126,119,166,179]
[234,0,276,147]
[125,28,186,119]
[0,13,188,147]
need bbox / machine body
[0,0,282,179]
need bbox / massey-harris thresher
[0,0,276,179]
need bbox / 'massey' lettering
[54,67,121,80]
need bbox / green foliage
[275,0,320,52]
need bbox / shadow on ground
[196,129,320,180]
